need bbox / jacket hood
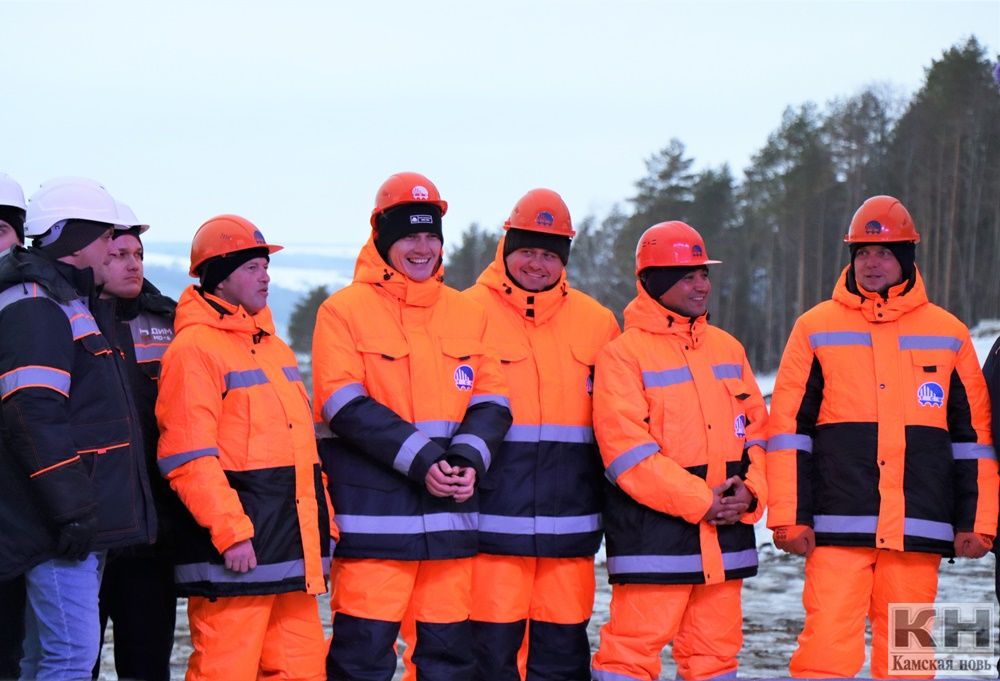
[0,245,95,302]
[352,234,443,308]
[173,284,275,337]
[831,264,928,322]
[474,236,569,325]
[623,280,709,348]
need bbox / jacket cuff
[407,441,447,485]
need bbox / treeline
[290,38,999,374]
[447,38,1000,372]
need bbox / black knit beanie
[640,266,704,302]
[34,219,112,259]
[374,204,443,263]
[113,226,144,246]
[0,206,25,244]
[503,228,571,266]
[199,247,270,295]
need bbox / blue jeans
[20,552,105,681]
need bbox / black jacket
[0,247,156,579]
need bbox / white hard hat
[0,173,26,211]
[24,177,119,239]
[114,201,150,234]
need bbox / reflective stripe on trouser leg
[526,557,596,680]
[869,550,939,679]
[592,583,690,681]
[671,579,741,680]
[790,546,875,678]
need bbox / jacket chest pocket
[356,338,411,411]
[907,350,954,422]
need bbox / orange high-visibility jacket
[594,284,768,586]
[312,237,512,560]
[766,267,999,554]
[156,286,336,597]
[464,240,620,557]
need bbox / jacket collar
[0,245,95,302]
[623,281,708,348]
[475,237,569,325]
[173,285,275,338]
[352,235,443,308]
[831,264,928,322]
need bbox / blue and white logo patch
[917,381,944,407]
[454,364,474,391]
[409,214,433,225]
[734,413,746,438]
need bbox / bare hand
[425,461,456,497]
[713,477,754,525]
[701,478,732,523]
[449,466,476,503]
[223,539,257,573]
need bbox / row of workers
[0,171,996,681]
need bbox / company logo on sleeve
[917,382,944,407]
[454,364,474,391]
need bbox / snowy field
[96,323,1000,679]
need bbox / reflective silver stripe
[813,514,876,534]
[0,366,71,398]
[158,447,219,475]
[478,513,602,535]
[224,369,269,391]
[133,344,168,363]
[607,548,757,575]
[0,285,99,340]
[592,669,645,681]
[336,512,478,534]
[952,442,997,461]
[642,366,693,389]
[174,558,305,585]
[470,394,511,410]
[746,438,767,451]
[451,433,491,469]
[320,382,367,423]
[504,424,595,444]
[392,431,432,475]
[605,442,659,484]
[809,331,872,349]
[767,433,813,453]
[415,420,460,439]
[812,515,952,541]
[905,518,954,541]
[899,335,962,352]
[282,366,302,382]
[712,363,743,380]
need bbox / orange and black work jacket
[156,286,336,597]
[766,267,998,555]
[0,247,156,580]
[313,237,512,561]
[594,283,768,586]
[463,241,619,557]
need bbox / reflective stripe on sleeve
[0,365,71,399]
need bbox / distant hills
[142,241,359,336]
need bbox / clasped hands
[701,475,754,526]
[425,460,476,503]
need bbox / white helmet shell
[25,177,119,238]
[0,173,26,211]
[114,201,150,234]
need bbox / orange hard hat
[635,221,721,274]
[189,214,283,277]
[370,172,448,228]
[503,188,575,237]
[844,195,920,243]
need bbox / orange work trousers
[330,557,472,680]
[186,591,325,681]
[790,546,940,679]
[591,579,743,681]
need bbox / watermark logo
[889,602,996,676]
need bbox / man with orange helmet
[312,172,511,680]
[766,195,998,678]
[156,215,336,681]
[456,188,619,680]
[591,221,768,681]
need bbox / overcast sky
[3,0,998,250]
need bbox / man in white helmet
[0,177,156,679]
[0,172,25,251]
